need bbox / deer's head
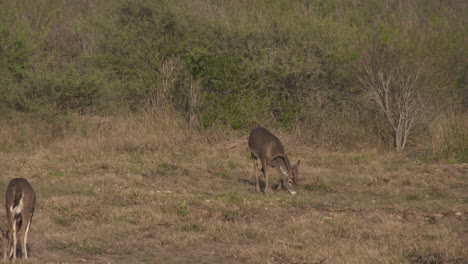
[280,159,301,195]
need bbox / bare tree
[356,47,430,151]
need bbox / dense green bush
[0,0,466,155]
[88,0,359,128]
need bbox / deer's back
[248,127,286,160]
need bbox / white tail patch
[10,194,24,215]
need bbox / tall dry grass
[0,109,198,153]
[428,110,468,160]
[0,112,467,263]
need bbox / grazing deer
[1,178,36,261]
[248,127,300,195]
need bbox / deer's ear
[296,160,301,167]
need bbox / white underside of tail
[10,195,24,215]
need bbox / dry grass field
[0,112,466,264]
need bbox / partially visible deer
[248,127,301,195]
[1,178,36,261]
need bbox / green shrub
[0,0,465,156]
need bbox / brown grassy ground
[0,112,466,264]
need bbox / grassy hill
[0,0,467,262]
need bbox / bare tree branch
[355,48,432,151]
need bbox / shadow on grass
[238,178,258,187]
[239,178,286,194]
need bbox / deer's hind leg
[251,154,261,193]
[261,159,271,194]
[18,213,32,259]
[9,218,17,259]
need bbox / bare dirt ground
[0,115,466,263]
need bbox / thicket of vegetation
[1,0,466,159]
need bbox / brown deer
[248,127,300,195]
[1,178,36,261]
